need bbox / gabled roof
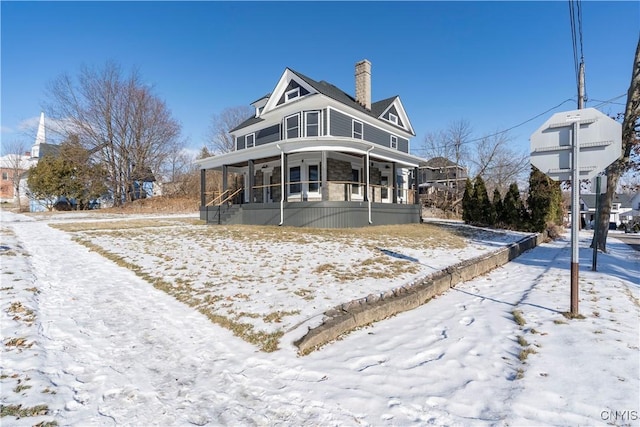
[423,157,464,169]
[230,115,264,133]
[232,67,415,136]
[581,193,634,209]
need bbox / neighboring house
[196,60,425,227]
[418,157,468,207]
[0,152,34,203]
[580,193,635,228]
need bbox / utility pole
[570,60,585,315]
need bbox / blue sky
[1,1,638,157]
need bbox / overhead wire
[412,97,577,153]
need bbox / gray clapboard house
[196,60,425,227]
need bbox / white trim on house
[304,110,321,137]
[377,97,415,136]
[390,135,398,150]
[285,87,301,103]
[245,133,255,149]
[261,69,318,115]
[284,113,300,139]
[326,104,413,140]
[352,119,363,140]
[195,137,423,170]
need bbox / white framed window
[352,120,363,139]
[305,111,320,137]
[285,87,300,103]
[351,168,361,196]
[289,166,301,194]
[285,114,300,139]
[245,133,255,148]
[390,135,398,149]
[308,164,320,193]
[388,112,398,124]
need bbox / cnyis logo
[601,410,639,422]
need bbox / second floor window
[285,114,300,139]
[390,135,398,149]
[305,111,320,137]
[245,133,255,148]
[353,120,363,139]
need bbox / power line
[568,0,587,106]
[413,98,577,154]
[589,94,626,108]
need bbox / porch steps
[217,205,243,225]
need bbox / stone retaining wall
[294,231,547,355]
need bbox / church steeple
[31,112,46,158]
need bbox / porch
[197,139,423,227]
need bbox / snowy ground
[1,209,638,426]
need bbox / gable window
[245,133,255,148]
[285,114,300,139]
[390,135,398,149]
[388,112,398,125]
[352,120,363,139]
[285,87,300,103]
[305,111,320,137]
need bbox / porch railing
[245,180,417,204]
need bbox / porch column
[200,169,206,207]
[363,155,369,202]
[248,159,255,204]
[392,163,398,203]
[222,165,228,194]
[321,151,328,201]
[414,167,420,204]
[282,153,288,202]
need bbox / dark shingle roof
[231,68,411,135]
[291,68,400,124]
[581,193,633,209]
[230,115,264,133]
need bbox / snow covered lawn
[1,209,638,426]
[46,213,529,351]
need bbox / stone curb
[294,231,547,355]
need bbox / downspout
[366,145,374,224]
[277,144,284,225]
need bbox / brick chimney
[355,59,371,110]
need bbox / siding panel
[330,110,352,137]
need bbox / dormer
[251,94,270,118]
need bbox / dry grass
[54,216,495,352]
[512,310,526,326]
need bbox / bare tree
[206,106,253,154]
[470,131,529,195]
[46,61,183,206]
[593,36,640,251]
[419,120,472,213]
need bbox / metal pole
[592,176,601,271]
[571,61,585,315]
[570,120,580,316]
